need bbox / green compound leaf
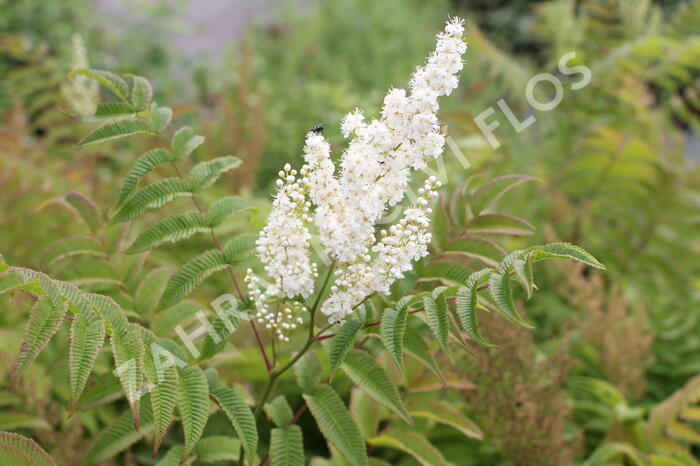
[130,75,153,110]
[223,234,258,264]
[303,385,368,466]
[209,381,258,466]
[113,178,192,223]
[470,174,537,215]
[68,310,105,410]
[422,296,450,355]
[265,395,294,427]
[117,148,171,208]
[455,269,493,347]
[14,290,67,385]
[171,126,205,161]
[488,271,533,328]
[527,242,605,270]
[512,258,534,299]
[270,425,304,466]
[329,319,363,377]
[83,404,154,465]
[144,341,179,455]
[70,69,129,101]
[79,118,154,146]
[127,212,211,253]
[111,323,145,429]
[94,101,135,118]
[151,105,173,132]
[207,196,250,225]
[295,352,323,393]
[407,398,483,440]
[190,156,241,191]
[380,307,407,375]
[42,236,106,267]
[195,436,240,463]
[177,366,209,460]
[368,428,449,466]
[0,432,56,466]
[403,328,445,384]
[341,350,412,424]
[159,249,229,309]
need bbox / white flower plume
[255,18,466,323]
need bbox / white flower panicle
[255,164,318,299]
[320,177,441,322]
[254,18,466,325]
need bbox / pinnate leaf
[69,310,105,410]
[190,156,241,191]
[177,366,209,459]
[113,178,192,223]
[270,426,304,466]
[488,271,533,328]
[71,69,129,100]
[422,296,450,355]
[159,249,228,308]
[127,212,210,253]
[0,432,56,466]
[79,118,154,146]
[265,395,294,427]
[303,385,368,466]
[380,308,407,375]
[407,398,482,439]
[470,174,537,215]
[209,381,258,466]
[117,148,171,208]
[329,319,362,376]
[368,429,449,466]
[172,127,205,161]
[341,350,412,424]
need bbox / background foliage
[0,0,698,464]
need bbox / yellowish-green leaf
[368,429,449,466]
[407,398,482,439]
[0,431,56,466]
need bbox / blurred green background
[1,0,699,464]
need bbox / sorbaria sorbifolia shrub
[0,18,605,465]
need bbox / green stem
[240,262,336,465]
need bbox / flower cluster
[253,18,466,325]
[255,164,318,299]
[320,177,441,322]
[245,270,307,341]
